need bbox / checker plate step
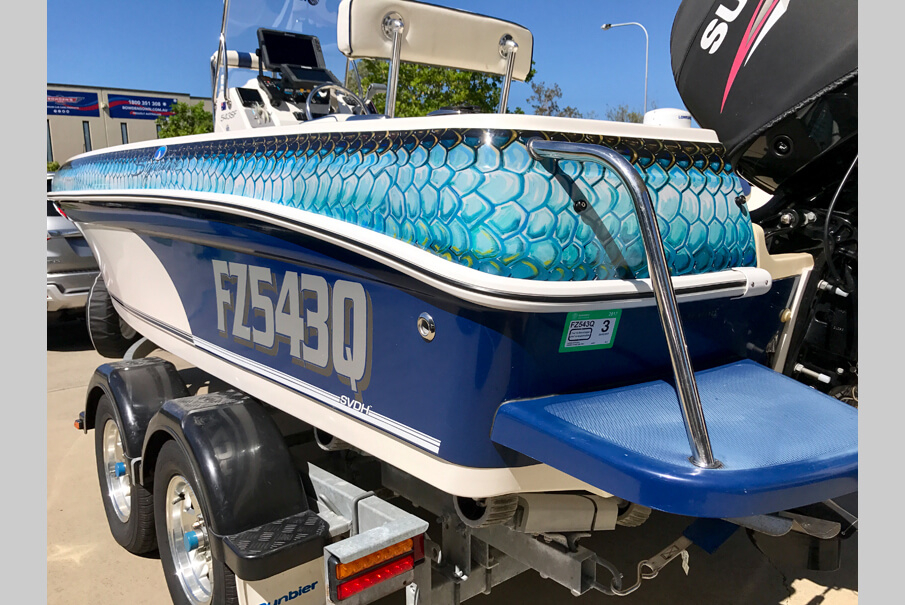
[222,510,331,581]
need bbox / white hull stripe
[112,293,194,344]
[194,337,442,453]
[113,295,441,453]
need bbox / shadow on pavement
[749,491,859,596]
[47,317,94,352]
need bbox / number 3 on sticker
[559,309,622,352]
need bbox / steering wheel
[304,84,369,121]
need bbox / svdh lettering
[260,581,318,605]
[340,395,372,415]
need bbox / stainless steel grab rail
[527,139,720,469]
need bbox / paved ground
[47,317,858,604]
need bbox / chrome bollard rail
[527,138,720,469]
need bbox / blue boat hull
[50,117,856,516]
[63,197,795,472]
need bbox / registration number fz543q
[212,260,371,393]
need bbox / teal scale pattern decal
[53,128,756,280]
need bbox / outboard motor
[670,0,858,402]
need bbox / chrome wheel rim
[165,475,212,604]
[102,419,131,522]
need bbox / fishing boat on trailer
[52,0,855,523]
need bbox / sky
[46,0,687,117]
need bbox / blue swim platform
[491,360,857,518]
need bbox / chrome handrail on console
[527,139,720,469]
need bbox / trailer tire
[454,495,519,528]
[154,441,238,605]
[87,275,140,359]
[94,395,157,554]
[616,503,652,527]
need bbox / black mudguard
[139,390,308,540]
[84,357,189,458]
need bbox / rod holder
[527,138,720,469]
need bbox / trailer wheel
[454,495,519,528]
[87,275,140,358]
[616,503,652,527]
[94,395,157,554]
[154,441,238,605]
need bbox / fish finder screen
[284,67,336,85]
[258,29,325,70]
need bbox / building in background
[47,84,212,165]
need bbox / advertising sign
[47,90,100,117]
[108,94,178,120]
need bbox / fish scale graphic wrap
[53,128,756,280]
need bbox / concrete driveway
[47,318,858,604]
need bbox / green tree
[604,102,658,123]
[526,81,560,115]
[352,59,534,117]
[526,81,584,118]
[604,104,643,123]
[47,161,60,172]
[156,101,213,138]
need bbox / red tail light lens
[336,555,414,601]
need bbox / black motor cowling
[672,1,858,399]
[670,0,857,195]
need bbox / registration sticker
[559,309,622,352]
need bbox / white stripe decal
[193,336,442,453]
[745,0,791,66]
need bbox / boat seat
[491,360,857,518]
[337,0,533,79]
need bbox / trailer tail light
[336,538,413,580]
[329,534,425,601]
[336,556,414,600]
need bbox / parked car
[47,173,100,321]
[47,173,143,354]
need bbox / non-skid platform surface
[491,360,857,517]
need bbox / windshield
[223,0,348,87]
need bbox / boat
[51,1,856,601]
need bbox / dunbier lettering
[259,581,319,605]
[212,260,371,393]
